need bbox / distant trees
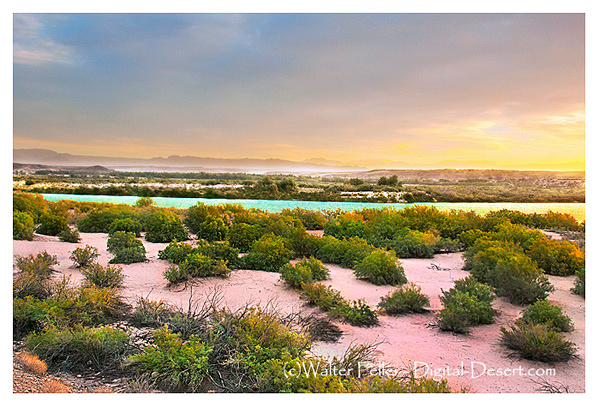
[377,175,400,186]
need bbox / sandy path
[13,233,585,393]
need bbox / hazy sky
[13,13,585,170]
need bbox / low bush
[301,283,346,312]
[58,228,81,243]
[281,208,327,230]
[158,240,195,264]
[227,222,263,252]
[16,351,48,375]
[144,211,188,243]
[333,300,379,327]
[280,257,329,288]
[353,249,407,286]
[491,256,553,305]
[81,262,125,288]
[125,326,212,392]
[242,235,294,272]
[378,284,430,314]
[520,300,573,332]
[526,239,585,276]
[69,245,99,268]
[195,240,241,269]
[15,251,58,278]
[107,231,147,264]
[14,210,35,240]
[110,247,147,265]
[109,218,142,237]
[196,215,228,242]
[26,325,131,371]
[180,253,230,278]
[500,321,576,362]
[35,212,68,236]
[438,277,495,333]
[572,268,585,298]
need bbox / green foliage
[196,240,240,269]
[227,222,263,252]
[353,249,407,286]
[572,268,585,297]
[500,321,576,362]
[183,203,219,234]
[135,196,154,207]
[277,178,299,194]
[126,326,212,392]
[301,283,346,312]
[281,208,327,230]
[15,251,58,278]
[14,193,47,222]
[107,231,147,264]
[13,253,59,300]
[13,210,35,240]
[180,253,230,278]
[81,262,125,288]
[526,239,585,276]
[109,218,142,237]
[379,284,430,314]
[333,299,379,327]
[158,240,195,264]
[163,265,189,285]
[144,211,189,243]
[388,229,439,258]
[35,211,68,236]
[196,215,228,241]
[438,277,495,333]
[26,325,130,370]
[242,235,295,272]
[77,208,130,233]
[520,300,573,332]
[69,245,99,268]
[280,257,329,289]
[58,227,81,243]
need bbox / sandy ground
[13,232,585,393]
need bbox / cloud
[13,14,75,65]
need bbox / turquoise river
[41,194,585,223]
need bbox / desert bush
[163,265,188,285]
[144,211,188,243]
[500,321,576,362]
[196,215,228,242]
[35,212,68,236]
[43,379,71,393]
[26,325,131,371]
[107,231,147,264]
[110,247,148,264]
[227,222,263,252]
[135,197,154,207]
[353,249,407,286]
[15,251,58,278]
[490,256,553,305]
[180,253,230,278]
[109,218,142,237]
[388,229,440,258]
[81,263,125,288]
[281,208,327,230]
[324,214,367,240]
[69,245,99,268]
[183,203,220,234]
[301,283,346,312]
[14,193,47,222]
[333,299,379,327]
[58,228,81,243]
[14,210,35,240]
[16,351,48,375]
[158,240,195,264]
[195,240,241,269]
[438,277,495,333]
[125,326,212,392]
[379,284,430,314]
[242,235,294,272]
[280,257,329,288]
[526,239,585,276]
[77,209,124,233]
[572,268,585,298]
[520,300,573,332]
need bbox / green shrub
[196,241,240,269]
[58,227,81,243]
[333,300,379,327]
[491,256,553,305]
[452,276,496,305]
[110,246,147,264]
[13,193,47,222]
[388,230,438,259]
[109,218,142,237]
[135,197,154,207]
[15,251,58,277]
[500,321,576,362]
[379,284,430,314]
[526,239,585,276]
[353,249,407,286]
[196,215,228,242]
[163,265,189,285]
[438,278,495,333]
[13,210,35,240]
[183,203,219,235]
[301,283,346,312]
[26,325,130,370]
[227,222,263,252]
[280,257,329,288]
[77,209,123,233]
[126,326,212,392]
[572,268,585,297]
[280,208,327,230]
[107,231,147,264]
[69,245,99,268]
[520,300,573,332]
[180,253,230,278]
[242,235,294,272]
[81,262,125,288]
[158,240,195,264]
[35,212,68,236]
[144,211,188,243]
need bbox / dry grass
[16,352,47,376]
[43,378,71,393]
[91,385,115,393]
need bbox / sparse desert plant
[572,268,585,298]
[520,300,573,332]
[15,251,58,277]
[280,257,329,288]
[107,231,147,264]
[16,351,47,375]
[163,264,189,285]
[379,283,430,314]
[242,235,294,272]
[125,326,212,392]
[158,240,195,264]
[438,278,495,333]
[180,253,230,278]
[301,283,346,312]
[353,249,407,286]
[43,378,71,393]
[81,262,125,288]
[58,227,81,243]
[69,245,99,268]
[135,196,154,207]
[500,321,576,362]
[110,247,147,264]
[333,299,379,327]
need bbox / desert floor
[13,232,585,393]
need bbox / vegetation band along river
[42,193,585,222]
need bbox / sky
[13,13,585,170]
